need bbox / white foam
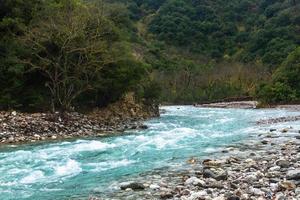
[54,159,82,176]
[0,181,17,186]
[88,159,135,172]
[20,170,45,184]
[72,140,116,152]
[134,127,200,150]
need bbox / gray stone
[160,190,173,199]
[287,169,300,180]
[203,168,227,181]
[120,182,145,190]
[185,177,205,186]
[227,195,240,200]
[187,191,207,200]
[149,184,160,190]
[276,160,290,168]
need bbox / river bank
[196,101,300,112]
[0,95,159,144]
[93,107,300,200]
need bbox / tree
[20,1,121,111]
[257,47,300,103]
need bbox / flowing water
[1,106,300,200]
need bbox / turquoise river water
[1,106,300,200]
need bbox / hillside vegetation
[0,0,299,111]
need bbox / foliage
[0,0,299,110]
[257,47,300,103]
[0,0,149,111]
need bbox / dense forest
[0,0,299,111]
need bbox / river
[0,106,300,200]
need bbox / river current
[1,106,300,200]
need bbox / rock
[139,125,148,129]
[240,193,249,200]
[88,196,101,200]
[278,181,296,191]
[295,136,300,140]
[203,168,227,180]
[244,174,257,182]
[249,152,256,156]
[181,189,191,196]
[287,169,300,180]
[11,111,17,116]
[185,177,205,186]
[269,166,280,171]
[281,129,288,133]
[261,140,268,144]
[270,183,278,191]
[275,192,286,200]
[34,134,40,138]
[244,158,254,163]
[187,158,197,164]
[212,196,226,200]
[275,160,290,168]
[160,190,173,199]
[51,135,57,139]
[149,184,160,190]
[187,191,207,200]
[203,159,223,167]
[8,136,14,143]
[227,195,240,200]
[250,188,264,196]
[120,182,145,190]
[207,180,224,189]
[270,129,277,132]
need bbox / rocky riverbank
[92,123,300,200]
[0,94,159,144]
[196,101,258,109]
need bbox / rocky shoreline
[195,101,258,109]
[0,95,159,144]
[94,123,300,200]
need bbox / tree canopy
[0,0,299,109]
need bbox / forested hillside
[0,0,299,111]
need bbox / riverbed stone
[149,184,160,190]
[160,189,173,199]
[120,182,145,190]
[278,181,296,190]
[185,177,205,186]
[227,195,240,200]
[287,169,300,180]
[186,191,207,200]
[276,160,290,168]
[203,168,227,180]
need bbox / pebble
[275,159,290,168]
[185,177,205,186]
[149,184,160,190]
